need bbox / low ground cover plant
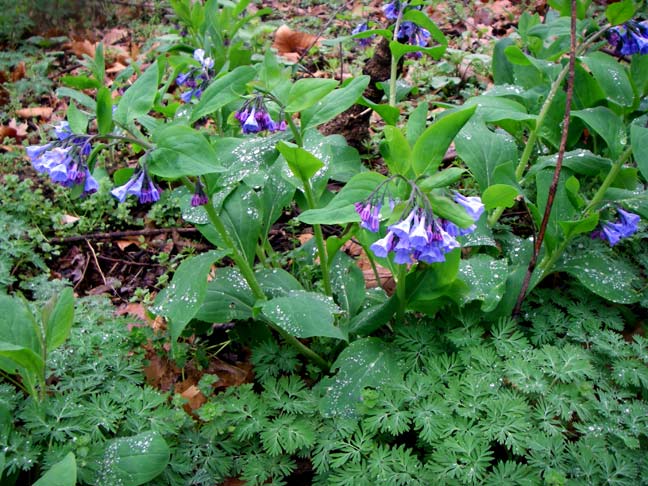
[1,0,647,484]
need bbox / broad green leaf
[406,102,428,146]
[261,291,345,340]
[582,52,634,108]
[276,141,324,182]
[320,337,401,417]
[527,149,612,178]
[67,102,88,134]
[492,38,515,85]
[554,249,641,304]
[256,269,303,298]
[298,172,386,225]
[536,170,578,251]
[547,0,591,19]
[220,184,262,264]
[631,123,648,182]
[93,43,105,85]
[95,432,170,486]
[455,121,518,191]
[389,41,446,63]
[301,75,370,130]
[572,107,626,159]
[260,164,295,239]
[459,255,508,312]
[412,106,476,176]
[0,343,43,378]
[482,184,519,211]
[559,213,599,239]
[347,296,398,336]
[96,87,114,136]
[153,250,229,341]
[190,66,256,122]
[114,61,159,125]
[60,74,100,89]
[428,192,475,228]
[330,253,365,317]
[285,78,339,113]
[0,295,40,355]
[631,54,648,97]
[56,87,96,111]
[504,45,560,80]
[44,287,74,352]
[34,452,76,486]
[464,95,536,124]
[149,125,222,177]
[605,0,635,25]
[358,97,400,126]
[573,62,606,109]
[418,168,466,190]
[195,268,255,323]
[381,126,411,175]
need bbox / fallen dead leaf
[16,107,53,120]
[115,236,143,251]
[60,214,80,225]
[103,27,128,46]
[8,119,28,139]
[11,62,26,82]
[66,39,96,59]
[273,24,321,62]
[0,126,17,141]
[116,302,148,321]
[177,382,206,412]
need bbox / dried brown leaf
[16,107,53,120]
[273,25,321,60]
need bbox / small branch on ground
[49,227,199,244]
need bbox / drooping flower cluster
[191,178,209,207]
[592,208,641,246]
[356,183,484,264]
[608,20,648,56]
[234,96,286,135]
[397,21,431,59]
[176,48,215,102]
[383,1,403,20]
[111,166,161,204]
[26,121,99,196]
[351,22,375,47]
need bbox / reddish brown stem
[512,0,577,316]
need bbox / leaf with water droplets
[459,255,508,312]
[195,268,255,323]
[261,291,346,340]
[582,52,634,108]
[152,250,229,341]
[631,123,648,182]
[320,337,401,417]
[555,247,641,304]
[94,432,169,486]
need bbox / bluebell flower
[234,96,287,135]
[454,193,485,222]
[177,48,214,103]
[191,179,209,207]
[111,171,145,203]
[592,208,641,246]
[352,22,375,48]
[83,169,99,195]
[383,1,402,20]
[397,21,431,58]
[389,209,415,238]
[608,20,648,56]
[370,231,395,257]
[355,202,382,232]
[26,125,98,195]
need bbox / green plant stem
[201,189,329,370]
[388,9,404,107]
[395,264,408,320]
[302,180,333,296]
[583,145,633,215]
[286,116,303,147]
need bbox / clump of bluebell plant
[356,179,484,264]
[234,95,286,135]
[26,121,99,196]
[176,48,214,102]
[608,20,648,56]
[592,208,641,246]
[111,165,161,204]
[396,21,431,58]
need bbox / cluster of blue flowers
[608,20,648,56]
[592,208,641,246]
[356,189,484,264]
[110,166,161,204]
[234,96,286,135]
[191,178,209,207]
[26,121,99,196]
[176,49,214,102]
[352,1,430,57]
